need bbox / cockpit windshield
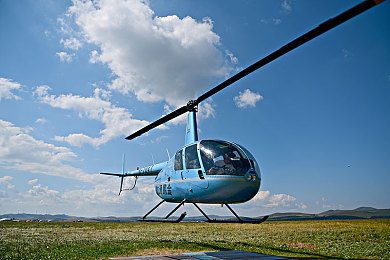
[199,140,251,176]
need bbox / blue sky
[0,0,389,217]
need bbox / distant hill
[266,207,390,222]
[0,213,93,222]
[1,207,389,222]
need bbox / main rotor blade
[125,0,385,141]
[125,105,188,140]
[196,0,385,103]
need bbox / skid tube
[138,199,268,224]
[193,202,268,224]
[138,199,187,223]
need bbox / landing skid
[207,215,269,224]
[138,212,187,223]
[192,202,268,224]
[138,199,268,224]
[138,199,188,223]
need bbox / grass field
[1,219,389,259]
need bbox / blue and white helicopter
[101,0,384,223]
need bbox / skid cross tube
[192,203,211,222]
[142,199,165,220]
[224,203,243,223]
[192,202,268,224]
[139,199,187,223]
[165,199,187,219]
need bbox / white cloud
[234,89,263,108]
[320,196,332,209]
[250,190,308,210]
[253,190,296,208]
[34,86,150,147]
[0,176,15,189]
[89,50,100,64]
[56,51,75,63]
[0,190,7,199]
[229,189,309,216]
[35,118,47,124]
[0,77,22,101]
[281,0,293,13]
[273,18,282,25]
[28,179,38,185]
[254,190,271,201]
[60,37,82,50]
[25,184,60,200]
[9,177,160,216]
[0,119,95,183]
[67,0,237,107]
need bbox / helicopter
[101,0,385,223]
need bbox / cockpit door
[174,149,184,180]
[183,144,209,189]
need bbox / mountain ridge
[1,207,389,222]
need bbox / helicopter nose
[245,170,258,182]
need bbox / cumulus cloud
[0,176,15,189]
[25,183,60,200]
[89,50,100,64]
[0,77,22,101]
[4,177,160,216]
[60,37,82,50]
[28,179,38,185]
[281,0,293,13]
[234,89,263,108]
[56,51,75,63]
[251,190,307,209]
[34,85,150,147]
[61,179,157,212]
[66,0,237,107]
[0,119,95,183]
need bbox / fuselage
[154,139,261,204]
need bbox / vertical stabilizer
[185,111,198,145]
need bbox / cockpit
[174,140,259,177]
[199,140,252,176]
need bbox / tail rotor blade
[122,153,125,175]
[119,176,124,196]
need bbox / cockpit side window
[185,144,201,169]
[174,149,183,171]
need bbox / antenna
[151,154,155,165]
[166,148,170,160]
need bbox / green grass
[1,219,389,259]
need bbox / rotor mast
[185,100,198,145]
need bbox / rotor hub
[186,100,198,112]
